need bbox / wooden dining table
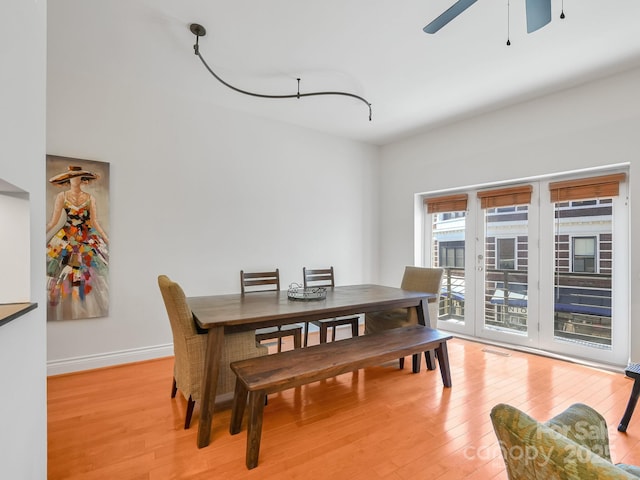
[187,283,434,448]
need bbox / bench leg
[425,350,436,370]
[409,350,438,374]
[246,390,266,469]
[230,378,248,435]
[412,354,422,373]
[618,377,640,432]
[435,341,452,387]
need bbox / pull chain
[506,0,511,46]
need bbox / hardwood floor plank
[48,333,639,479]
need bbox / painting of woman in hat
[46,160,110,320]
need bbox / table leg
[197,325,224,448]
[415,298,436,371]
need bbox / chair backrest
[158,274,200,341]
[400,266,443,296]
[401,267,444,327]
[240,269,280,294]
[303,266,335,289]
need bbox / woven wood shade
[425,194,468,214]
[549,173,626,202]
[477,185,532,209]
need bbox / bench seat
[230,325,453,469]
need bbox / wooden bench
[229,325,453,469]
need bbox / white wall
[379,65,640,362]
[0,190,30,303]
[46,59,379,372]
[0,0,47,478]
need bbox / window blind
[425,194,468,214]
[477,185,532,209]
[549,173,626,202]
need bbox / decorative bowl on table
[287,283,327,301]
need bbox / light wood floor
[48,332,640,479]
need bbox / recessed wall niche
[0,178,30,304]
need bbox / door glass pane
[554,200,612,349]
[484,206,529,334]
[432,211,466,325]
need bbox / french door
[423,170,629,365]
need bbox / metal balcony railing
[438,267,612,346]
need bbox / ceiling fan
[423,0,552,34]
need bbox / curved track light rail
[189,24,372,121]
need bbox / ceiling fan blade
[423,0,478,34]
[525,0,552,33]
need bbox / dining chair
[364,266,444,369]
[158,275,268,429]
[240,269,303,352]
[302,266,360,347]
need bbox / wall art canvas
[46,155,110,321]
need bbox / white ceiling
[49,0,640,145]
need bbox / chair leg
[303,321,310,347]
[399,357,405,369]
[619,373,640,432]
[293,329,302,349]
[276,325,283,352]
[320,325,328,344]
[171,377,177,398]
[185,395,196,429]
[351,319,359,338]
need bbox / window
[439,241,464,268]
[440,212,465,221]
[496,238,516,270]
[423,171,628,364]
[572,236,596,273]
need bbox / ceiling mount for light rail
[189,23,372,121]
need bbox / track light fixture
[189,24,372,121]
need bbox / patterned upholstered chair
[364,266,443,369]
[158,275,268,429]
[490,403,640,479]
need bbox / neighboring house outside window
[496,237,516,270]
[439,240,464,268]
[572,236,597,273]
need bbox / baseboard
[47,343,174,376]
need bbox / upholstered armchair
[158,275,268,429]
[490,403,640,479]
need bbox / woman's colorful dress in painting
[46,191,109,320]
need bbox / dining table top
[187,284,435,330]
